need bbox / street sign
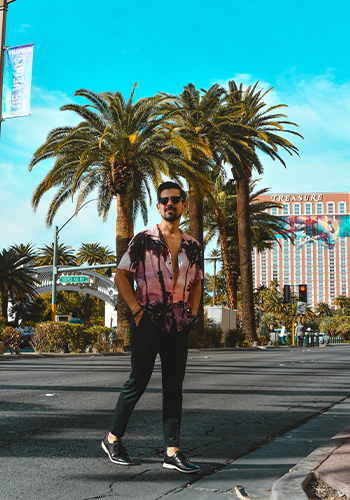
[296,301,307,315]
[59,275,89,284]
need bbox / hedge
[32,322,113,353]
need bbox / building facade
[253,192,350,308]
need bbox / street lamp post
[0,0,16,138]
[51,199,98,321]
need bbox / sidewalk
[161,398,350,500]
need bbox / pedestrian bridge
[33,266,118,306]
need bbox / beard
[162,208,181,222]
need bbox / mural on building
[279,215,350,249]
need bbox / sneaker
[101,434,133,465]
[163,451,200,473]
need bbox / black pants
[298,336,304,347]
[110,312,190,447]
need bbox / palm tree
[204,268,227,305]
[223,81,302,342]
[76,243,113,266]
[314,302,333,317]
[333,295,350,310]
[162,83,253,342]
[10,243,37,261]
[184,176,291,310]
[0,249,40,322]
[29,85,195,347]
[36,243,77,266]
[207,249,221,305]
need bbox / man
[102,181,203,473]
[296,323,305,347]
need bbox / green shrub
[203,318,223,348]
[32,322,63,353]
[57,323,93,352]
[0,326,21,352]
[227,328,246,347]
[89,326,112,353]
[32,322,97,353]
[188,329,200,349]
[32,322,115,353]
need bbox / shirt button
[170,277,173,280]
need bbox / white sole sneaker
[163,462,200,473]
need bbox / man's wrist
[132,307,143,317]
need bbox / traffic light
[283,285,291,303]
[299,284,307,303]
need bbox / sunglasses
[158,196,183,206]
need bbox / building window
[327,203,335,214]
[294,204,300,215]
[283,204,289,215]
[305,203,312,215]
[316,203,323,214]
[339,202,346,214]
[271,207,278,215]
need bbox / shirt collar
[147,224,191,245]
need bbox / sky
[1,0,350,273]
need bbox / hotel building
[252,192,350,308]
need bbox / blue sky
[1,0,350,271]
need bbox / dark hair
[157,181,186,202]
[72,311,78,318]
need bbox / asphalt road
[1,345,350,500]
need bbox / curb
[1,343,345,359]
[0,351,131,359]
[271,425,350,500]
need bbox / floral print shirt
[117,224,203,332]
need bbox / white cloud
[12,24,31,34]
[212,71,350,194]
[1,75,350,255]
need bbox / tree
[76,243,114,266]
[314,302,333,318]
[207,249,221,305]
[36,243,77,266]
[161,83,228,343]
[29,85,194,348]
[184,176,291,310]
[0,249,39,322]
[10,243,37,261]
[223,80,302,342]
[333,295,350,310]
[204,269,226,305]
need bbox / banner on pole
[2,43,34,119]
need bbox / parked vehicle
[18,327,34,348]
[318,333,329,344]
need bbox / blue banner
[2,44,34,119]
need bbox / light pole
[0,0,16,138]
[51,199,98,321]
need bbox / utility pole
[0,0,16,138]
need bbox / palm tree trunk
[115,192,134,351]
[188,183,204,346]
[236,176,257,343]
[1,292,8,323]
[214,205,237,311]
[232,260,240,310]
